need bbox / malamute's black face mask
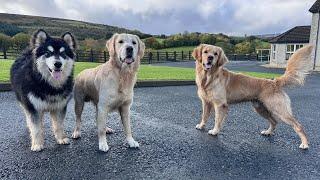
[35,38,75,60]
[31,29,76,81]
[31,29,76,60]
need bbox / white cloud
[197,0,226,19]
[0,0,317,35]
[233,0,314,33]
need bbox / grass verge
[0,60,280,83]
[154,46,195,52]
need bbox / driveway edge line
[0,81,195,92]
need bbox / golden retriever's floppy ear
[192,44,205,62]
[106,33,118,58]
[30,29,48,48]
[135,35,145,58]
[217,47,229,66]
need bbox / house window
[272,44,276,59]
[286,44,304,60]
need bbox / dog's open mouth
[124,57,134,64]
[203,63,212,70]
[48,68,62,80]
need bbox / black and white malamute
[10,29,76,151]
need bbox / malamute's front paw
[57,137,70,145]
[299,143,309,150]
[99,142,109,152]
[31,144,44,152]
[196,124,205,130]
[127,138,139,148]
[72,130,81,139]
[208,129,219,136]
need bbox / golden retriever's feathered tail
[276,45,314,87]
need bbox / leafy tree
[81,38,103,51]
[13,33,30,50]
[144,37,162,49]
[215,42,234,54]
[254,39,270,49]
[230,36,245,45]
[187,33,200,46]
[235,39,270,54]
[216,33,230,43]
[199,34,216,45]
[235,41,252,54]
[0,33,12,51]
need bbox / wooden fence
[0,48,268,63]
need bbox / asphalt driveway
[0,74,319,179]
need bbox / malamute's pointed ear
[62,32,76,50]
[30,29,48,48]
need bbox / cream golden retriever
[192,44,313,149]
[72,33,145,152]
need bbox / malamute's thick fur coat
[10,29,77,151]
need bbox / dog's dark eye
[119,40,124,44]
[214,52,218,56]
[204,50,208,53]
[45,51,52,58]
[60,52,67,59]
[132,41,136,45]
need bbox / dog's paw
[105,127,115,134]
[260,130,274,136]
[127,138,139,148]
[99,142,109,152]
[208,129,219,136]
[299,143,309,150]
[196,124,205,130]
[31,144,44,152]
[57,138,70,145]
[72,131,81,139]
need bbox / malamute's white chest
[27,93,69,111]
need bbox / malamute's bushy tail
[276,45,314,87]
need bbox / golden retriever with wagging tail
[192,44,313,149]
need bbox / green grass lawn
[0,60,13,82]
[0,59,280,83]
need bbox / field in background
[0,60,280,83]
[154,46,195,52]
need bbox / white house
[269,0,320,69]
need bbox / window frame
[286,44,304,60]
[272,44,276,59]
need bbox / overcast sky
[0,0,316,36]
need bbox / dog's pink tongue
[52,71,62,80]
[125,58,133,64]
[205,64,212,69]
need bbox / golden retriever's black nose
[208,55,214,61]
[126,46,133,58]
[54,62,62,68]
[126,47,133,53]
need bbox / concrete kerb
[0,80,196,92]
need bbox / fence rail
[0,48,269,63]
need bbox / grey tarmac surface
[0,74,320,179]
